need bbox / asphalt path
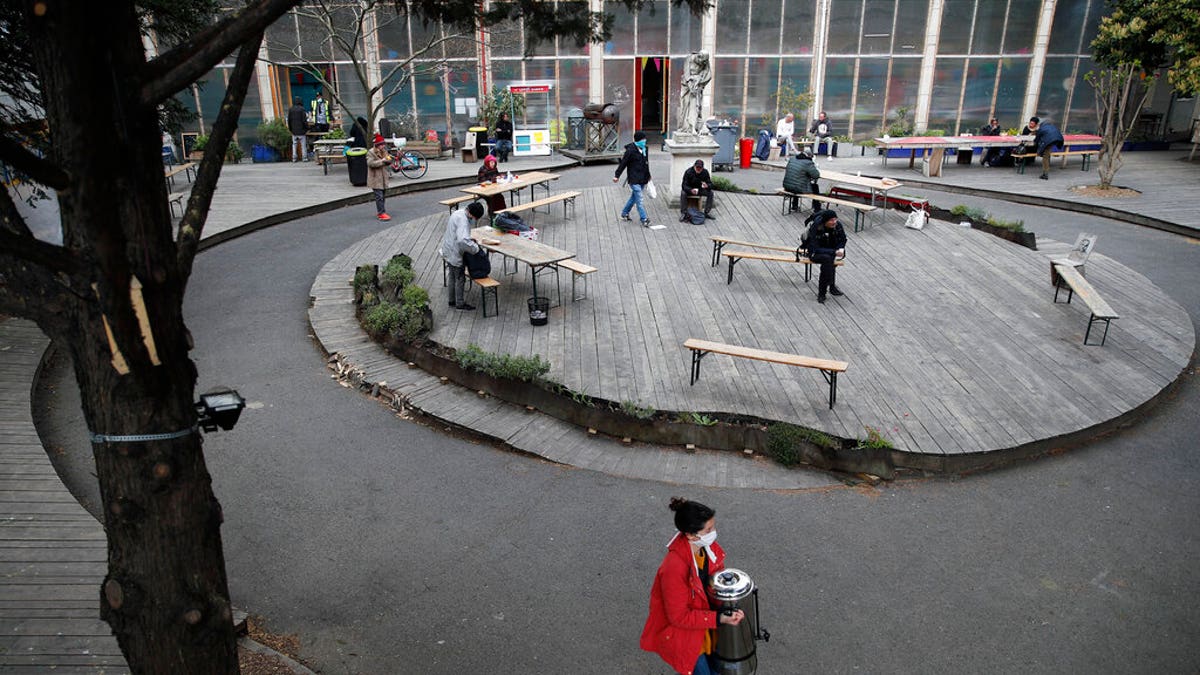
[37,161,1200,673]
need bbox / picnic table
[460,170,560,205]
[818,169,903,224]
[470,226,574,305]
[873,134,1102,173]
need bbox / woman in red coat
[641,497,745,675]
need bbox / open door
[636,57,669,134]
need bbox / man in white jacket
[441,202,484,310]
[775,113,797,158]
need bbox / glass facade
[195,0,1127,146]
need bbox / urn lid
[708,567,754,601]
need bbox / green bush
[354,265,378,299]
[859,425,894,450]
[711,176,739,192]
[455,344,551,382]
[401,283,428,308]
[257,118,293,153]
[192,134,209,152]
[766,423,839,467]
[926,129,946,137]
[619,400,656,420]
[363,301,402,335]
[381,255,415,289]
[950,205,969,217]
[986,216,1025,232]
[325,126,347,140]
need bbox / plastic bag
[904,203,928,230]
[644,180,658,200]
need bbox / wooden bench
[168,190,187,218]
[440,195,477,212]
[494,190,580,226]
[472,276,500,317]
[556,259,597,301]
[1052,263,1118,346]
[1014,149,1096,174]
[684,338,849,409]
[164,161,196,188]
[710,236,844,285]
[777,189,877,232]
[403,140,443,159]
[316,149,346,174]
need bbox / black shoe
[620,213,632,222]
[817,294,826,304]
[449,301,456,307]
[680,215,689,222]
[705,211,716,220]
[455,303,476,311]
[829,286,844,296]
[641,219,651,227]
[1039,173,1048,180]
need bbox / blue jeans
[691,653,716,675]
[495,139,512,160]
[622,183,647,221]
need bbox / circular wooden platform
[327,186,1194,464]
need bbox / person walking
[782,147,821,213]
[802,209,847,304]
[366,134,393,221]
[1028,116,1064,180]
[287,97,309,162]
[440,202,484,311]
[493,112,514,162]
[614,130,652,226]
[774,113,797,158]
[641,497,744,675]
[679,159,716,222]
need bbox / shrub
[381,255,415,290]
[455,344,551,382]
[926,129,946,137]
[257,118,293,153]
[363,301,402,335]
[353,265,378,301]
[620,400,656,420]
[766,423,839,467]
[400,283,428,308]
[985,216,1025,232]
[325,126,347,140]
[690,412,718,426]
[223,141,244,163]
[711,176,739,192]
[859,425,894,450]
[950,204,970,217]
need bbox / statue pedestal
[663,136,719,209]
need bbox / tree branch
[0,181,33,237]
[0,226,80,276]
[175,33,264,287]
[0,134,69,190]
[0,246,80,334]
[141,0,300,105]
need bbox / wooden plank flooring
[0,319,129,673]
[315,187,1194,457]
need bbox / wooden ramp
[0,319,128,672]
[322,187,1194,459]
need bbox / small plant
[746,188,759,194]
[1005,127,1021,136]
[925,129,946,137]
[859,425,894,450]
[381,255,416,290]
[885,105,913,137]
[620,400,656,420]
[949,204,969,217]
[985,216,1025,233]
[832,134,852,143]
[690,413,718,426]
[710,176,739,193]
[325,126,347,140]
[455,344,551,382]
[758,81,814,129]
[223,141,245,163]
[363,301,402,335]
[766,423,839,467]
[400,283,428,307]
[859,138,877,148]
[570,390,595,408]
[256,118,293,153]
[950,205,988,221]
[192,134,209,152]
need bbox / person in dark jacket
[287,97,309,162]
[493,112,514,162]
[348,116,369,149]
[782,147,821,213]
[1029,116,1064,180]
[679,159,716,221]
[809,111,834,159]
[475,154,506,216]
[613,130,652,226]
[979,117,1002,166]
[801,209,847,303]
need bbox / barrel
[583,103,605,120]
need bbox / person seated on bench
[809,111,834,160]
[475,154,507,216]
[801,209,847,304]
[979,117,1005,167]
[775,113,798,158]
[679,159,716,222]
[1028,116,1064,180]
[782,147,821,212]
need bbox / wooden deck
[314,186,1194,457]
[0,320,128,672]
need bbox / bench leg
[689,350,709,385]
[1082,154,1091,171]
[1084,315,1112,346]
[481,284,498,318]
[1053,281,1074,304]
[570,272,589,301]
[711,241,726,267]
[804,262,812,283]
[820,370,838,409]
[853,211,864,233]
[726,256,740,285]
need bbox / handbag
[644,180,658,200]
[904,203,928,230]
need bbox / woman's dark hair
[669,497,715,534]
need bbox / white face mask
[691,530,717,548]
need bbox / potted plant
[189,133,208,161]
[254,118,292,162]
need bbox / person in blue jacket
[1029,116,1064,180]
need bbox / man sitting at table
[782,147,821,213]
[679,159,716,222]
[441,202,484,311]
[979,117,1003,167]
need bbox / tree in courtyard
[1088,1,1200,188]
[0,0,709,671]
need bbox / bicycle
[389,148,428,179]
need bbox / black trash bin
[527,296,549,326]
[346,147,368,186]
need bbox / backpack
[686,207,706,225]
[464,249,491,279]
[493,211,529,232]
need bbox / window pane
[376,10,410,59]
[971,1,1007,55]
[1080,0,1104,51]
[750,0,784,53]
[993,58,1030,126]
[826,1,863,54]
[780,0,816,55]
[1066,58,1097,133]
[961,60,998,129]
[1037,57,1076,123]
[603,59,635,133]
[638,5,669,54]
[937,0,975,55]
[713,57,745,124]
[1003,1,1040,54]
[266,12,300,62]
[558,59,590,114]
[745,58,781,126]
[854,58,889,138]
[861,0,896,56]
[1048,1,1087,54]
[715,3,749,54]
[670,4,703,54]
[893,1,927,54]
[929,57,965,131]
[821,58,854,132]
[885,58,922,130]
[605,7,635,56]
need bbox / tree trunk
[27,4,238,672]
[1092,64,1156,190]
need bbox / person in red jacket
[641,497,745,675]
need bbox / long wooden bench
[494,190,581,226]
[440,195,477,212]
[684,338,849,409]
[164,161,196,188]
[1052,263,1118,346]
[472,276,500,317]
[777,189,877,231]
[711,236,844,285]
[556,259,597,301]
[1014,149,1096,174]
[168,190,188,218]
[316,148,347,174]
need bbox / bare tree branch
[0,182,33,237]
[0,241,81,333]
[0,227,79,276]
[141,0,300,105]
[175,33,264,285]
[0,134,69,190]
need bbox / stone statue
[676,52,712,138]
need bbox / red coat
[640,534,725,674]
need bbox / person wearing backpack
[801,209,847,304]
[440,202,484,311]
[679,159,716,222]
[613,130,652,226]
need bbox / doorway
[637,57,669,135]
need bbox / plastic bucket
[527,296,549,326]
[739,137,754,168]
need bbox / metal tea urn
[707,568,770,675]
